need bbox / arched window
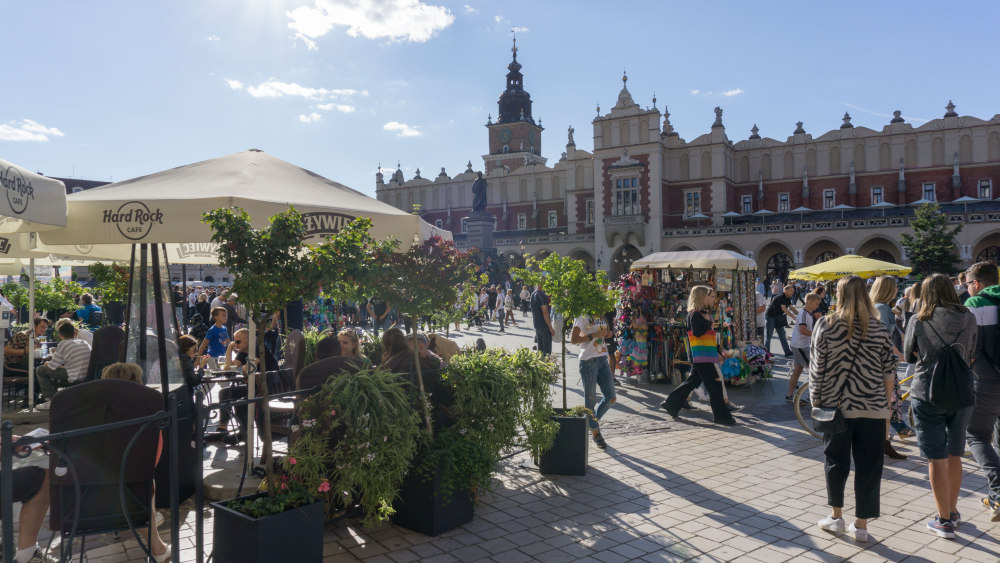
[766,253,793,282]
[879,143,891,170]
[738,156,749,183]
[806,149,817,176]
[905,140,917,167]
[960,135,973,163]
[829,146,841,175]
[814,251,838,264]
[932,137,945,166]
[783,152,794,178]
[976,246,1000,264]
[701,151,712,178]
[868,249,894,262]
[620,121,631,145]
[854,144,866,171]
[761,153,772,179]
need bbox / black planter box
[392,456,474,536]
[537,409,589,476]
[211,493,324,563]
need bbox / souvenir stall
[616,250,772,385]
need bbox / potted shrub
[512,254,618,475]
[393,348,559,535]
[210,465,324,563]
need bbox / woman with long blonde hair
[811,276,898,542]
[661,285,735,426]
[869,276,914,457]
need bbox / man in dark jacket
[964,261,1000,522]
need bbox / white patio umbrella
[870,200,896,217]
[790,206,812,222]
[951,195,980,214]
[37,149,450,466]
[830,203,855,219]
[0,160,69,412]
[686,212,709,227]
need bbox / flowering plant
[285,366,422,526]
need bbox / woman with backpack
[870,276,914,459]
[903,274,977,539]
[810,276,898,543]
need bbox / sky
[4,1,1000,198]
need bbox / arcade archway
[611,244,643,280]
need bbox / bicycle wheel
[794,382,821,439]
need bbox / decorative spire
[944,100,958,118]
[890,110,904,124]
[567,125,575,146]
[538,116,542,127]
[841,112,853,129]
[414,168,422,179]
[613,71,634,109]
[511,27,517,61]
[622,69,627,84]
[466,160,473,173]
[438,166,447,178]
[596,102,600,117]
[652,92,656,110]
[749,124,760,140]
[487,113,492,125]
[793,121,806,135]
[662,107,677,137]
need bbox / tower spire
[511,27,517,60]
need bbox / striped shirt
[809,316,898,419]
[49,338,92,382]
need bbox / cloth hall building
[376,47,1000,281]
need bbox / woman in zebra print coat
[810,276,898,543]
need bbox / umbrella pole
[27,259,35,410]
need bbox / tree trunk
[258,316,276,496]
[411,325,434,439]
[561,329,567,410]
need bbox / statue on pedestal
[471,172,488,214]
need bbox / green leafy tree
[88,262,130,303]
[900,202,963,276]
[512,254,618,409]
[429,272,488,335]
[204,207,393,493]
[1,282,27,312]
[34,277,82,315]
[375,236,477,437]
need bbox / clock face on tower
[500,127,513,143]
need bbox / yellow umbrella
[788,254,912,281]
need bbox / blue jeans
[765,316,791,355]
[967,375,1000,502]
[580,356,616,430]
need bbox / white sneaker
[35,401,51,411]
[848,523,869,543]
[818,516,846,534]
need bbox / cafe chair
[85,325,125,382]
[283,330,306,378]
[47,379,164,561]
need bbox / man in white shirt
[786,293,819,401]
[35,320,92,408]
[210,289,228,310]
[570,314,616,449]
[755,289,767,340]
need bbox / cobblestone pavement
[8,320,1000,561]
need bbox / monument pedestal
[465,214,495,253]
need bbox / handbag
[687,329,720,364]
[810,331,861,435]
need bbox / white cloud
[722,88,744,97]
[690,89,700,95]
[207,34,221,42]
[512,26,529,33]
[317,103,356,113]
[287,0,454,48]
[225,78,243,90]
[0,119,65,142]
[494,15,503,23]
[464,4,475,13]
[383,121,422,137]
[242,78,358,100]
[298,113,322,123]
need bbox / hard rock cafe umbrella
[0,160,69,413]
[788,254,912,281]
[35,149,451,261]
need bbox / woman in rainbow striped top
[661,286,737,426]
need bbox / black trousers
[823,417,885,519]
[664,363,733,423]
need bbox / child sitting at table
[196,307,229,369]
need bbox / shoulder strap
[925,318,961,347]
[980,293,1000,309]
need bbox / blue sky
[4,1,999,197]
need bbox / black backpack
[925,323,975,411]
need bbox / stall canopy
[0,158,68,232]
[788,254,912,281]
[36,149,450,260]
[630,250,756,271]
